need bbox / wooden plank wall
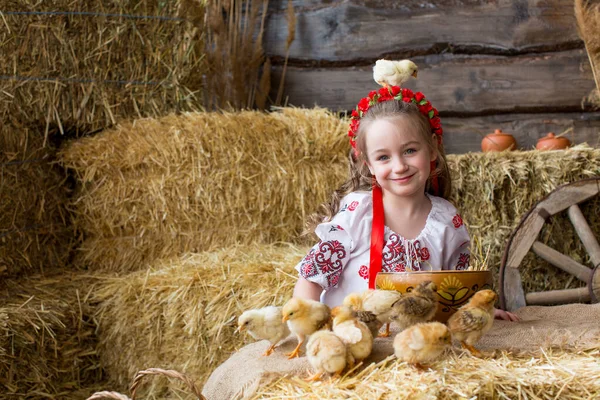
[264,0,600,154]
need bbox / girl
[293,85,518,321]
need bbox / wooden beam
[568,204,600,268]
[265,0,582,61]
[526,287,590,305]
[271,50,595,113]
[531,241,593,283]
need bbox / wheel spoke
[567,204,600,268]
[506,212,545,269]
[526,287,590,305]
[502,267,526,311]
[531,241,593,283]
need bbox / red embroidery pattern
[299,240,347,288]
[420,246,430,261]
[348,201,359,211]
[382,233,414,272]
[358,265,369,280]
[452,214,464,229]
[455,253,470,270]
[412,240,429,264]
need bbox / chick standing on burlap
[292,60,518,321]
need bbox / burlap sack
[202,303,600,400]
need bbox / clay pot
[375,270,493,323]
[481,129,517,152]
[536,132,571,151]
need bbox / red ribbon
[368,183,385,289]
[369,161,439,289]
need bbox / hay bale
[0,1,206,135]
[448,146,600,293]
[0,124,75,278]
[59,108,346,272]
[257,346,600,399]
[0,0,273,137]
[61,104,600,293]
[92,243,305,396]
[0,272,103,398]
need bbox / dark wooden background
[264,0,600,153]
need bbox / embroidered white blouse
[295,191,471,307]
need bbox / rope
[1,10,184,21]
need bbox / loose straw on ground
[256,346,600,399]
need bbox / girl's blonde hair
[306,99,451,233]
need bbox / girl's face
[364,117,437,200]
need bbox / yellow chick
[281,298,331,359]
[305,330,347,381]
[344,289,402,337]
[389,281,438,331]
[393,322,452,369]
[237,306,290,356]
[331,306,374,368]
[373,59,418,89]
[447,289,497,357]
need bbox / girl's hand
[494,309,520,321]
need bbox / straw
[92,243,305,395]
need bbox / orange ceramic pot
[536,132,571,150]
[481,129,517,152]
[375,270,494,323]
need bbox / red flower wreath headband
[347,85,443,153]
[348,85,444,290]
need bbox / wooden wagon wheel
[499,177,600,311]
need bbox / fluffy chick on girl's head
[373,59,418,88]
[237,306,290,357]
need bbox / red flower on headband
[347,85,443,150]
[357,98,370,113]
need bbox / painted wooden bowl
[375,270,494,323]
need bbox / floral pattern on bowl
[375,270,493,322]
